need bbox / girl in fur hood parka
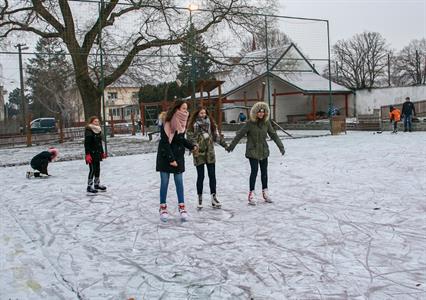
[228,102,285,205]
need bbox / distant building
[68,76,141,123]
[189,43,353,123]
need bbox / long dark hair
[165,100,187,122]
[187,107,217,134]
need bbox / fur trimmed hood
[250,102,270,122]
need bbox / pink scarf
[164,110,189,143]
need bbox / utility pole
[265,16,271,109]
[99,0,108,154]
[15,43,29,134]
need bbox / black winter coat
[84,128,104,163]
[30,151,53,174]
[402,101,416,116]
[156,126,195,174]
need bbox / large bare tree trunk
[80,85,102,121]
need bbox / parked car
[30,118,57,133]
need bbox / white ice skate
[262,189,273,203]
[159,204,169,222]
[178,203,188,222]
[248,191,256,206]
[211,193,222,209]
[197,195,203,210]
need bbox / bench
[148,130,160,141]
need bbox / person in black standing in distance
[401,97,416,132]
[85,116,107,194]
[28,147,59,177]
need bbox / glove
[85,153,93,164]
[102,152,107,159]
[280,149,286,156]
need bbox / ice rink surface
[1,131,425,299]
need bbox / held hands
[85,153,93,164]
[170,161,178,167]
[102,152,108,159]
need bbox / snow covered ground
[1,131,425,299]
[0,130,329,167]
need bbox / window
[108,92,118,100]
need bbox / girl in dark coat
[228,102,285,205]
[84,116,107,194]
[156,100,197,222]
[29,147,59,177]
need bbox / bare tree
[240,28,291,54]
[0,0,274,119]
[392,38,426,86]
[329,32,390,89]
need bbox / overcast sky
[278,0,426,50]
[1,0,425,98]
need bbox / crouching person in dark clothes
[29,147,59,177]
[85,116,107,194]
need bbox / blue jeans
[404,115,413,131]
[160,172,184,204]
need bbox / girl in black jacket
[156,100,197,222]
[84,116,107,194]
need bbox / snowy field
[1,131,425,299]
[0,130,328,168]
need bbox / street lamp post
[15,43,29,135]
[189,4,198,109]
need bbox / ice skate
[94,184,107,192]
[159,204,169,222]
[248,191,256,206]
[197,195,203,210]
[262,189,273,203]
[87,185,98,195]
[94,178,107,192]
[178,203,188,221]
[211,193,222,209]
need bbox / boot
[94,177,107,191]
[178,203,188,221]
[211,193,222,209]
[262,189,273,203]
[159,204,169,222]
[248,191,256,206]
[197,195,203,209]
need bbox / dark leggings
[88,161,100,185]
[249,158,268,191]
[196,163,216,195]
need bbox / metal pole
[99,0,108,154]
[16,44,27,135]
[190,10,196,109]
[388,53,391,87]
[265,16,271,108]
[326,21,333,131]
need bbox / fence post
[131,112,136,136]
[26,113,32,147]
[110,113,115,137]
[58,113,64,143]
[140,103,145,136]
